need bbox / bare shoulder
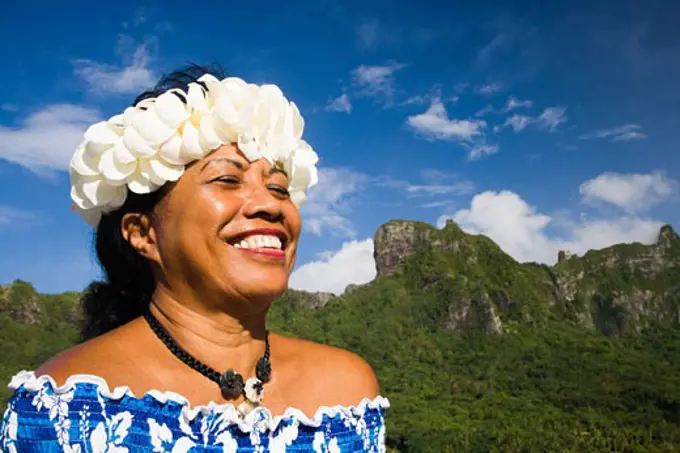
[35,320,142,387]
[272,333,381,408]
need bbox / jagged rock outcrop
[552,224,680,334]
[371,219,679,336]
[374,219,470,277]
[445,292,504,334]
[0,280,44,325]
[280,289,335,309]
[302,291,335,309]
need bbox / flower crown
[69,74,319,226]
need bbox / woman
[0,65,389,452]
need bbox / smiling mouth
[226,231,287,259]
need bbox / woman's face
[147,143,302,310]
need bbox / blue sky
[1,0,678,294]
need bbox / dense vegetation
[1,221,679,452]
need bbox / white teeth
[232,234,283,250]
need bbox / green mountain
[2,220,679,452]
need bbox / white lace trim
[8,370,390,434]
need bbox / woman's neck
[147,286,268,378]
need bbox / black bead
[219,369,244,399]
[256,358,272,383]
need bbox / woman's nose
[241,184,284,222]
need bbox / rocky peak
[0,280,43,325]
[373,220,468,277]
[658,224,678,251]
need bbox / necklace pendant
[219,369,244,399]
[244,377,265,403]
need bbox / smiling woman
[0,64,389,452]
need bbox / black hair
[80,63,228,341]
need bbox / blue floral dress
[0,371,390,452]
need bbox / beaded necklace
[143,309,272,414]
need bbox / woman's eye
[215,176,241,185]
[269,185,290,197]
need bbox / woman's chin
[229,275,290,303]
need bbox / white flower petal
[307,165,318,188]
[154,90,190,128]
[238,134,262,161]
[293,141,319,166]
[81,179,120,207]
[123,126,156,158]
[108,114,124,127]
[84,122,120,144]
[112,140,137,165]
[149,156,184,182]
[290,164,316,192]
[133,109,176,145]
[181,122,206,159]
[290,102,304,140]
[187,83,209,112]
[127,168,161,194]
[123,107,140,126]
[70,183,94,209]
[159,134,191,165]
[211,114,239,144]
[290,190,307,207]
[197,73,220,85]
[70,144,99,177]
[83,141,110,162]
[138,158,167,186]
[199,116,222,151]
[99,148,136,183]
[214,96,239,125]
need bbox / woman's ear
[121,213,161,265]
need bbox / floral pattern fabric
[0,371,389,452]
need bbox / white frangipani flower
[244,377,264,403]
[69,74,319,227]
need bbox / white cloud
[579,171,677,214]
[351,61,404,103]
[301,167,368,237]
[326,93,352,113]
[475,104,495,117]
[356,20,381,50]
[0,206,36,226]
[406,98,486,141]
[401,95,429,106]
[438,190,666,264]
[503,96,533,112]
[73,36,156,95]
[503,114,533,132]
[355,19,402,50]
[406,184,474,196]
[465,144,499,160]
[373,170,475,202]
[289,239,376,294]
[579,124,647,142]
[475,96,531,118]
[477,34,506,63]
[0,104,101,173]
[536,106,567,132]
[475,82,503,96]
